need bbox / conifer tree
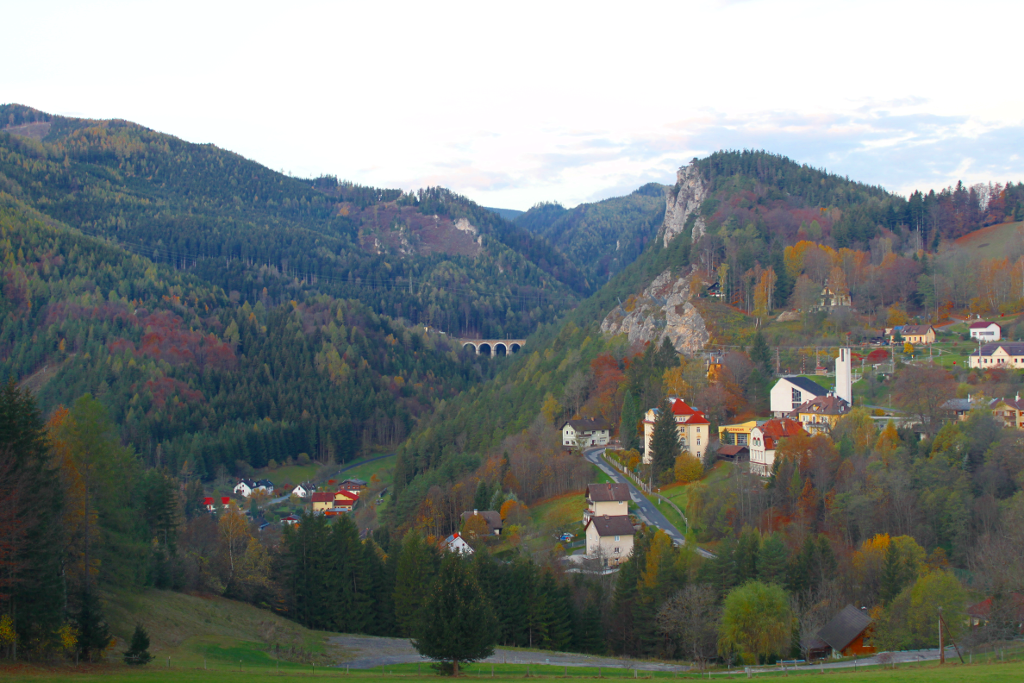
[76,588,111,662]
[123,623,153,665]
[393,533,437,637]
[619,390,642,451]
[756,534,789,586]
[650,398,680,479]
[412,554,498,675]
[750,331,772,376]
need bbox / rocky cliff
[660,162,708,246]
[600,268,710,354]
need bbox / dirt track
[328,635,689,671]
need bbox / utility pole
[938,607,945,665]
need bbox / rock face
[660,162,708,246]
[600,268,710,354]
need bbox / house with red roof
[749,418,806,476]
[311,491,335,512]
[204,497,215,512]
[969,321,1002,342]
[642,397,711,463]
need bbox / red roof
[970,321,1000,329]
[221,497,230,505]
[759,418,805,439]
[203,497,213,505]
[311,492,335,503]
[686,413,710,425]
[670,398,696,415]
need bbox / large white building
[969,322,1002,342]
[561,418,611,448]
[770,377,828,417]
[969,342,1024,369]
[641,397,711,463]
[749,418,806,477]
[836,348,852,406]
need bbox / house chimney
[473,509,478,515]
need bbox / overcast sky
[4,0,1023,210]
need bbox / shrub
[675,453,704,483]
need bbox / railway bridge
[458,339,526,356]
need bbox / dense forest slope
[514,183,666,282]
[0,104,586,339]
[0,191,490,475]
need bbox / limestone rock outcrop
[600,268,710,354]
[660,162,708,246]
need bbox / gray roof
[971,342,1024,357]
[563,417,612,432]
[587,515,635,537]
[461,510,503,531]
[586,483,630,502]
[817,605,871,652]
[781,376,828,396]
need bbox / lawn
[954,219,1024,259]
[9,659,1024,682]
[264,463,322,488]
[331,453,396,487]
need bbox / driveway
[329,635,689,671]
[583,448,714,559]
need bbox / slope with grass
[953,220,1024,260]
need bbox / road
[584,447,714,559]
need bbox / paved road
[329,635,689,671]
[583,448,714,559]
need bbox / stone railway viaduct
[458,339,526,356]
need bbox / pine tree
[123,623,153,665]
[650,398,680,479]
[879,541,908,604]
[394,533,437,637]
[473,480,491,511]
[757,534,789,586]
[750,332,772,376]
[619,390,642,451]
[76,588,111,662]
[734,528,761,583]
[412,554,498,675]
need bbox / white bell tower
[836,347,852,405]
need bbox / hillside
[514,184,667,282]
[953,219,1024,260]
[0,193,483,474]
[0,104,585,340]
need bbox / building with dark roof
[969,342,1024,369]
[584,483,630,523]
[788,394,852,434]
[460,509,503,535]
[770,377,828,417]
[816,605,875,657]
[561,417,612,448]
[584,515,634,567]
[969,321,1002,341]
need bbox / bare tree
[656,585,720,667]
[893,365,956,436]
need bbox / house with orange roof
[749,418,806,476]
[642,397,711,463]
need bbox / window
[697,439,701,445]
[615,535,620,541]
[614,547,620,554]
[618,500,623,505]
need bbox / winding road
[583,448,714,559]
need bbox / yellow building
[990,397,1024,430]
[790,394,852,434]
[718,420,760,446]
[887,325,935,344]
[642,397,711,463]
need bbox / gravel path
[328,635,690,671]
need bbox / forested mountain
[514,183,667,283]
[0,191,494,475]
[0,104,586,340]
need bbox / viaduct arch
[458,339,526,357]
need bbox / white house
[234,479,256,497]
[584,515,634,568]
[291,482,316,498]
[969,342,1024,369]
[970,321,1002,342]
[561,418,612,448]
[770,377,828,417]
[583,483,630,524]
[749,418,806,477]
[441,532,474,555]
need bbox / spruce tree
[757,534,789,586]
[750,331,772,376]
[650,398,680,479]
[879,541,908,604]
[412,554,498,675]
[394,533,437,637]
[123,623,153,665]
[76,588,111,662]
[619,390,641,451]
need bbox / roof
[335,489,359,501]
[461,510,503,530]
[203,497,213,505]
[340,478,367,486]
[237,479,255,488]
[256,479,273,487]
[282,514,300,521]
[311,492,335,503]
[562,417,612,432]
[791,394,852,417]
[900,325,934,335]
[967,593,1024,620]
[755,418,806,450]
[817,605,872,652]
[221,496,230,504]
[970,321,1001,329]
[586,483,630,502]
[254,516,270,529]
[779,376,828,396]
[717,445,749,457]
[670,397,697,416]
[972,342,1024,357]
[586,515,635,537]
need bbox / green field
[9,659,1024,682]
[954,219,1024,259]
[333,453,396,487]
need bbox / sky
[3,0,1024,210]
